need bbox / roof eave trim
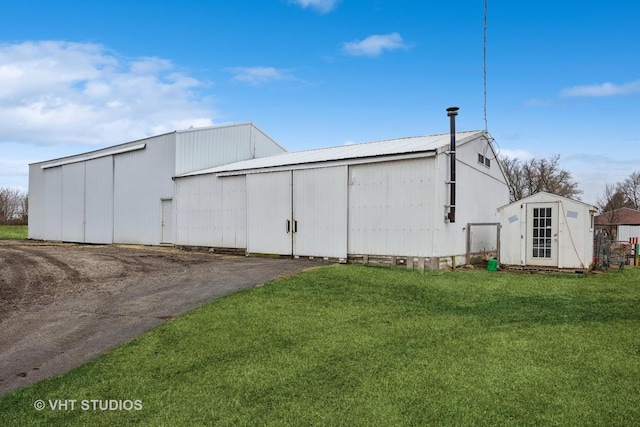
[41,143,146,169]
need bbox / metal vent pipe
[446,106,459,222]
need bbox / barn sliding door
[246,171,293,255]
[293,167,347,259]
[526,202,558,267]
[246,167,347,258]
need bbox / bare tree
[595,183,632,228]
[499,155,582,202]
[0,187,28,223]
[618,171,640,210]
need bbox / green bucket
[487,258,498,271]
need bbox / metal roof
[177,130,486,178]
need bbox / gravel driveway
[0,241,320,395]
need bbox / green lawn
[1,266,639,426]
[0,225,28,240]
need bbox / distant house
[498,192,597,270]
[595,207,640,242]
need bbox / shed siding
[499,193,594,269]
[85,156,114,244]
[348,158,434,256]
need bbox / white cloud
[342,33,407,57]
[498,148,535,160]
[0,41,217,146]
[228,66,294,86]
[289,0,339,14]
[560,79,640,97]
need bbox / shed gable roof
[497,191,597,212]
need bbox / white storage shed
[28,123,285,245]
[498,192,597,270]
[175,129,510,267]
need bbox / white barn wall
[114,133,176,245]
[175,123,285,176]
[220,175,247,248]
[430,135,509,259]
[27,164,46,240]
[293,166,348,259]
[348,158,435,257]
[61,163,86,242]
[85,156,114,244]
[175,174,246,248]
[44,167,62,241]
[455,136,509,254]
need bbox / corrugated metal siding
[348,158,435,256]
[618,225,640,242]
[246,171,292,255]
[44,167,62,241]
[175,174,247,248]
[431,135,510,257]
[85,156,114,244]
[27,164,46,240]
[175,123,285,176]
[61,163,86,242]
[293,167,348,258]
[113,133,176,245]
[220,176,246,248]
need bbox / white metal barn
[175,129,510,267]
[28,123,285,245]
[498,192,597,270]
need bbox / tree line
[596,172,640,213]
[0,187,28,225]
[499,154,639,215]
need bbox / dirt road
[0,241,320,395]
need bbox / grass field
[0,225,28,240]
[1,265,639,426]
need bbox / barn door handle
[286,219,291,233]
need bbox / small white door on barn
[246,171,293,255]
[526,202,558,266]
[161,199,174,244]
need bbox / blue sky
[1,0,639,204]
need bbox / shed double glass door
[526,202,558,266]
[246,168,347,258]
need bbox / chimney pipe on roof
[446,106,459,223]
